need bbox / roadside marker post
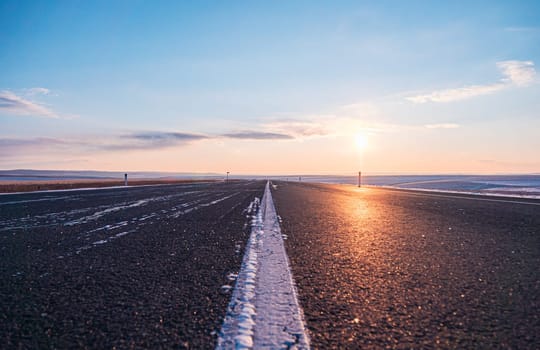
[358,171,361,187]
[124,173,128,186]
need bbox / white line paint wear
[217,181,310,349]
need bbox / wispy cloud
[0,132,207,157]
[0,137,70,157]
[221,131,294,140]
[407,60,536,103]
[0,90,59,118]
[407,83,506,103]
[0,129,296,158]
[261,101,422,138]
[26,87,51,96]
[424,123,460,129]
[497,60,536,86]
[262,120,331,138]
[0,137,66,148]
[260,112,400,141]
[128,131,208,143]
[106,132,209,150]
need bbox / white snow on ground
[64,191,207,226]
[76,229,136,254]
[1,191,207,238]
[0,195,76,205]
[245,197,260,215]
[482,186,540,193]
[217,197,263,349]
[299,175,540,200]
[65,199,150,225]
[169,193,238,218]
[70,192,240,254]
[377,185,540,201]
[217,182,310,349]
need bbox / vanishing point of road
[1,180,538,349]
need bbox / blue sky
[1,1,539,174]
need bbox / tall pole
[124,173,128,186]
[226,171,229,182]
[358,171,361,187]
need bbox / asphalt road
[2,180,539,349]
[0,181,266,349]
[272,181,540,349]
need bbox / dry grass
[0,178,220,194]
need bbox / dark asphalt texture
[272,181,540,349]
[0,181,265,349]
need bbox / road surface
[0,181,265,349]
[1,180,539,349]
[272,181,540,349]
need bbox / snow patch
[169,193,238,218]
[0,195,75,206]
[217,195,263,349]
[378,185,540,203]
[114,231,130,238]
[65,199,149,225]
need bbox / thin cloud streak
[0,133,206,157]
[0,137,70,158]
[0,129,297,158]
[263,120,330,138]
[221,131,294,140]
[128,132,208,141]
[0,137,67,148]
[407,83,506,103]
[107,132,210,150]
[0,90,59,118]
[26,87,51,96]
[407,60,536,103]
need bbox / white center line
[217,181,310,349]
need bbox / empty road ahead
[1,180,539,349]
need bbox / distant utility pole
[226,171,229,182]
[124,173,128,186]
[358,171,361,187]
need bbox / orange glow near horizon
[4,119,540,175]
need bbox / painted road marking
[217,181,310,349]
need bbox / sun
[354,133,368,151]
